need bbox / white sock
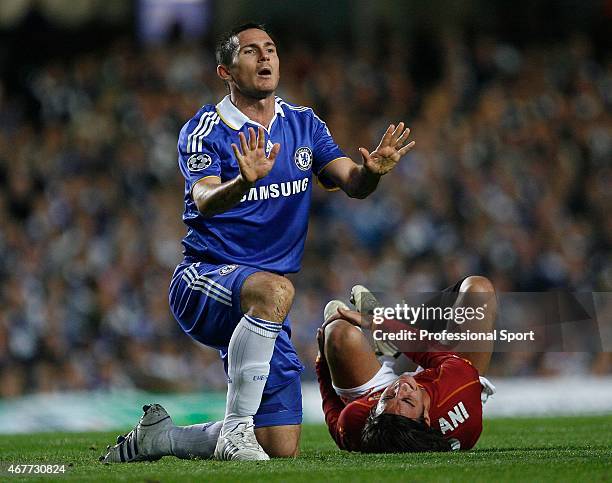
[167,421,222,459]
[222,315,282,435]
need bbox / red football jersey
[317,351,483,451]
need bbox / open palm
[360,122,415,175]
[232,126,281,183]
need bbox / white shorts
[332,360,496,405]
[332,361,403,403]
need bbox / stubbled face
[376,374,429,424]
[223,28,280,99]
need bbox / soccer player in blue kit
[100,23,415,463]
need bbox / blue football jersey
[177,95,345,274]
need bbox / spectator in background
[0,34,610,398]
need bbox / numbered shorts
[169,261,304,428]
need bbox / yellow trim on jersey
[315,176,341,192]
[436,379,480,408]
[316,156,349,192]
[318,156,348,175]
[190,175,222,197]
[216,108,240,130]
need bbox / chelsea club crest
[294,147,313,171]
[219,264,238,275]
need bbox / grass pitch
[1,416,610,482]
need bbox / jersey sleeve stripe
[278,100,311,112]
[315,175,341,192]
[278,100,332,135]
[315,156,347,192]
[187,112,211,152]
[197,114,217,147]
[189,114,219,153]
[312,111,332,135]
[316,156,347,176]
[187,111,215,153]
[198,116,220,151]
[190,113,219,153]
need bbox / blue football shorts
[169,260,304,428]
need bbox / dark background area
[0,0,610,398]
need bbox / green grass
[1,416,611,482]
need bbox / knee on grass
[256,426,301,458]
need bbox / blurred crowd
[0,33,610,398]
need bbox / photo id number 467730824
[1,463,71,475]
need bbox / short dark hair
[360,413,451,453]
[215,22,274,67]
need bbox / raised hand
[231,126,281,183]
[359,122,415,176]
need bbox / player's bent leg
[324,319,381,389]
[240,271,295,321]
[170,263,302,461]
[167,421,222,459]
[216,272,296,461]
[455,275,497,374]
[100,404,169,463]
[252,337,303,455]
[460,275,495,296]
[100,404,225,463]
[255,424,301,457]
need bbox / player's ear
[423,406,431,427]
[217,64,232,82]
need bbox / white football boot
[214,421,269,461]
[323,299,351,325]
[99,404,172,463]
[350,284,400,358]
[350,284,380,316]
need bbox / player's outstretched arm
[192,126,280,217]
[322,122,415,199]
[315,328,351,449]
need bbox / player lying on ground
[98,276,493,463]
[317,277,496,452]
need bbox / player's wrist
[362,163,383,178]
[237,173,256,188]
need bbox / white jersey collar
[216,95,285,131]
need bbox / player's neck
[421,388,432,426]
[230,92,275,129]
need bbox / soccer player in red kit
[316,277,497,452]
